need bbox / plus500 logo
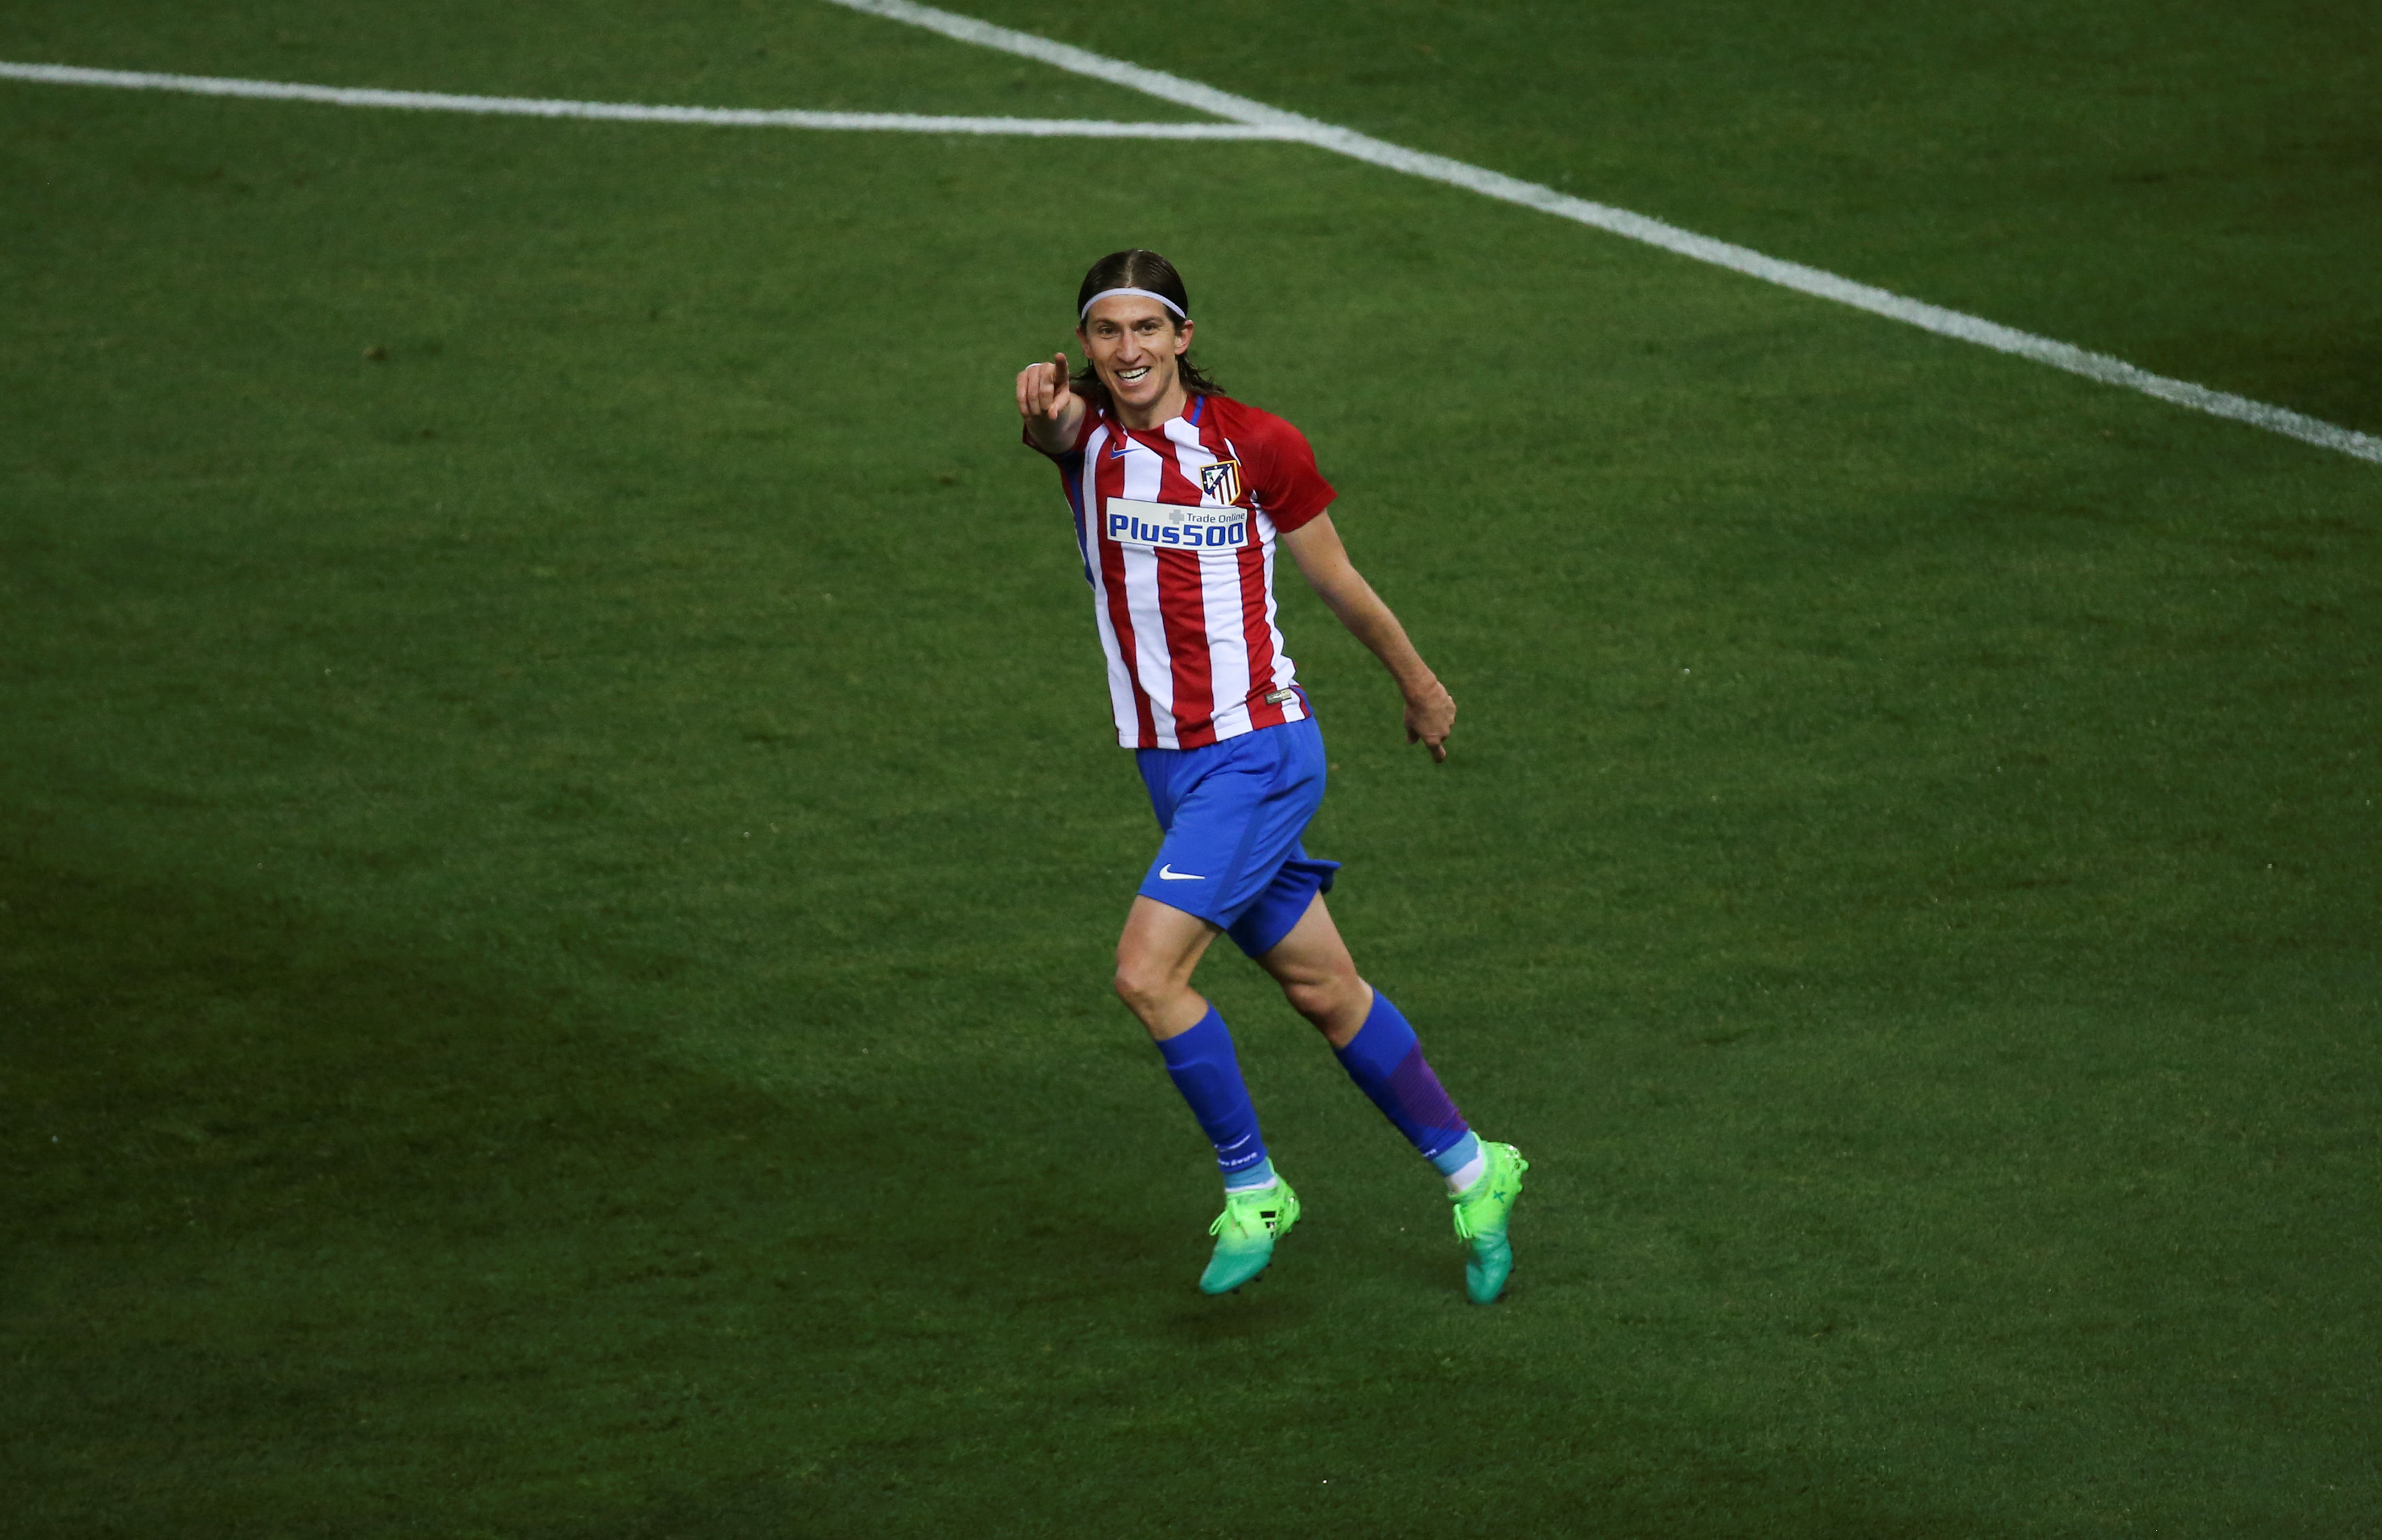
[1107,499,1246,551]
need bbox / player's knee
[1113,957,1169,1019]
[1281,969,1360,1027]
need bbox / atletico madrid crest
[1198,459,1243,507]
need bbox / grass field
[5,1,2379,1534]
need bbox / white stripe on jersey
[1077,425,1143,738]
[1256,512,1295,696]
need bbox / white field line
[823,0,2382,468]
[9,44,2377,467]
[0,61,1303,138]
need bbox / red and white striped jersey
[1033,393,1336,749]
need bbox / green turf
[4,2,2379,1535]
[953,0,2382,437]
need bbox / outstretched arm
[1015,352,1087,455]
[1277,513,1456,763]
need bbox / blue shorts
[1136,715,1341,958]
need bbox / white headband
[1079,286,1188,321]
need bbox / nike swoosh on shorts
[1158,866,1204,881]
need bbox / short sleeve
[1242,411,1335,532]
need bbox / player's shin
[1154,1005,1275,1192]
[1332,991,1480,1190]
[1158,1006,1298,1293]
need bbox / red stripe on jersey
[1155,548,1216,748]
[1237,539,1288,730]
[1154,438,1207,505]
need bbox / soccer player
[1014,250,1527,1303]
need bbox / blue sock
[1225,1156,1278,1194]
[1431,1130,1483,1183]
[1155,1005,1273,1187]
[1334,991,1471,1164]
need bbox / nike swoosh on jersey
[1158,865,1204,881]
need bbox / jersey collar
[1105,395,1205,457]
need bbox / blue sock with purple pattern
[1334,991,1475,1180]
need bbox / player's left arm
[1277,514,1456,763]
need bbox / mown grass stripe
[9,22,2376,466]
[823,0,2382,466]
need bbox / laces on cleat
[1211,1188,1287,1239]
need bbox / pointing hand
[1017,351,1074,423]
[1016,350,1084,455]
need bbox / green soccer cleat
[1450,1142,1529,1305]
[1198,1178,1301,1294]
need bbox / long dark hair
[1070,248,1223,410]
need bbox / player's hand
[1016,352,1073,423]
[1404,678,1456,764]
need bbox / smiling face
[1077,294,1194,427]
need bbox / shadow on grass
[2,842,2015,1540]
[1,841,1094,1536]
